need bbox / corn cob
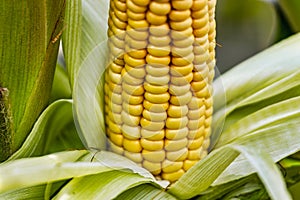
[104,0,216,183]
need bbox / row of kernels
[108,0,127,38]
[106,96,122,114]
[203,0,214,143]
[143,1,171,163]
[106,0,127,141]
[192,0,210,68]
[207,55,215,85]
[207,0,217,86]
[169,0,193,54]
[108,136,192,178]
[166,0,198,180]
[109,130,208,155]
[110,127,199,153]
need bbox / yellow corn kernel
[142,149,166,163]
[162,169,185,182]
[123,138,142,153]
[162,160,183,173]
[141,138,164,151]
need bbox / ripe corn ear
[104,0,217,183]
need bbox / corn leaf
[62,0,109,88]
[196,174,259,200]
[0,185,51,200]
[62,0,81,88]
[215,120,300,186]
[215,96,300,147]
[0,0,66,155]
[1,150,167,198]
[229,144,291,200]
[220,182,268,200]
[80,150,154,179]
[115,184,177,200]
[7,100,82,160]
[0,181,67,200]
[53,171,152,200]
[73,42,108,149]
[63,0,109,150]
[0,151,89,193]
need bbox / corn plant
[1,0,300,199]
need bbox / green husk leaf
[63,0,109,150]
[0,181,67,200]
[0,151,89,193]
[196,174,259,200]
[7,99,81,160]
[53,171,152,200]
[115,184,177,200]
[214,120,300,186]
[221,182,269,200]
[62,0,82,88]
[0,185,51,200]
[73,42,107,150]
[215,96,300,147]
[230,144,291,200]
[62,0,109,88]
[0,0,66,153]
[1,150,168,198]
[80,150,159,182]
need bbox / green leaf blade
[0,0,66,153]
[231,144,292,200]
[53,171,152,200]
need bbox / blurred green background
[215,0,300,73]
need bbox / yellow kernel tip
[162,169,185,183]
[123,138,142,153]
[162,160,183,173]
